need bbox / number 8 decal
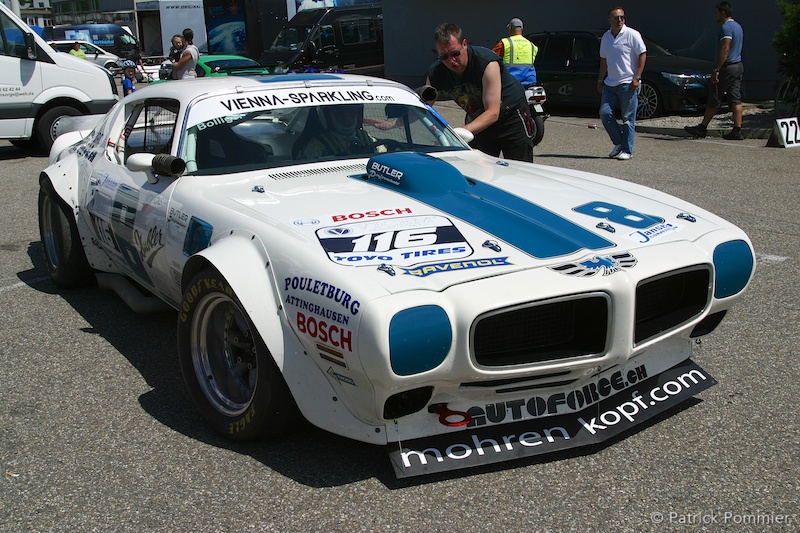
[573,201,663,229]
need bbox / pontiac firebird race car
[38,74,755,478]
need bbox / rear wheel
[38,179,94,287]
[178,269,300,441]
[637,81,662,120]
[530,114,545,146]
[36,106,82,152]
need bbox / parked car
[0,2,118,151]
[527,30,715,119]
[40,73,754,478]
[258,3,383,76]
[43,23,139,58]
[48,40,121,71]
[158,54,270,80]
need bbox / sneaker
[609,145,622,158]
[723,129,744,140]
[615,152,632,160]
[684,124,707,137]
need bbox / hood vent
[269,163,366,180]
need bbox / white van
[0,3,119,150]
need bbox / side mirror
[24,32,36,60]
[452,127,474,143]
[126,153,186,184]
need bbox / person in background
[127,47,146,83]
[169,34,184,63]
[684,1,745,140]
[68,41,86,59]
[121,60,137,96]
[597,6,646,160]
[427,22,533,162]
[172,28,199,79]
[492,17,538,87]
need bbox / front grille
[635,266,711,344]
[473,295,608,367]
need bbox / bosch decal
[402,257,511,277]
[296,312,353,352]
[549,252,637,277]
[317,215,472,267]
[331,208,412,222]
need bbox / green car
[158,54,269,81]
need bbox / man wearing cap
[492,18,538,87]
[427,22,534,162]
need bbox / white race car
[38,74,755,478]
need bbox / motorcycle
[525,85,548,146]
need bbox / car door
[569,34,602,104]
[85,98,183,302]
[533,35,574,105]
[534,34,600,107]
[0,9,42,138]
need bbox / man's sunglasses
[611,15,625,20]
[438,49,462,61]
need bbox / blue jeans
[600,83,639,155]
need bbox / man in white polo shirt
[597,7,646,160]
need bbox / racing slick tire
[178,269,301,441]
[531,114,545,147]
[36,106,82,153]
[38,179,94,288]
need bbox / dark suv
[527,30,714,119]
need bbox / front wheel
[530,114,545,146]
[637,81,662,120]
[38,179,94,288]
[178,269,300,441]
[36,106,82,152]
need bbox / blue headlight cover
[389,305,452,376]
[713,240,754,298]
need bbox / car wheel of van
[530,114,545,146]
[178,269,301,441]
[38,179,94,288]
[637,81,662,120]
[36,106,82,152]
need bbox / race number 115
[777,117,800,148]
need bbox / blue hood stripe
[361,153,614,259]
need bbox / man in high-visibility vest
[492,18,538,87]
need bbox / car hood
[204,151,729,293]
[646,55,715,74]
[259,49,302,69]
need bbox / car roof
[135,73,414,104]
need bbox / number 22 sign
[775,117,800,148]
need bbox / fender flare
[182,234,387,443]
[182,233,287,367]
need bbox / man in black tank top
[427,22,533,162]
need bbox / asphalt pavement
[1,108,798,531]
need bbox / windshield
[180,98,467,175]
[643,38,672,57]
[269,25,312,53]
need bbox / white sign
[775,117,800,148]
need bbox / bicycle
[775,77,800,119]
